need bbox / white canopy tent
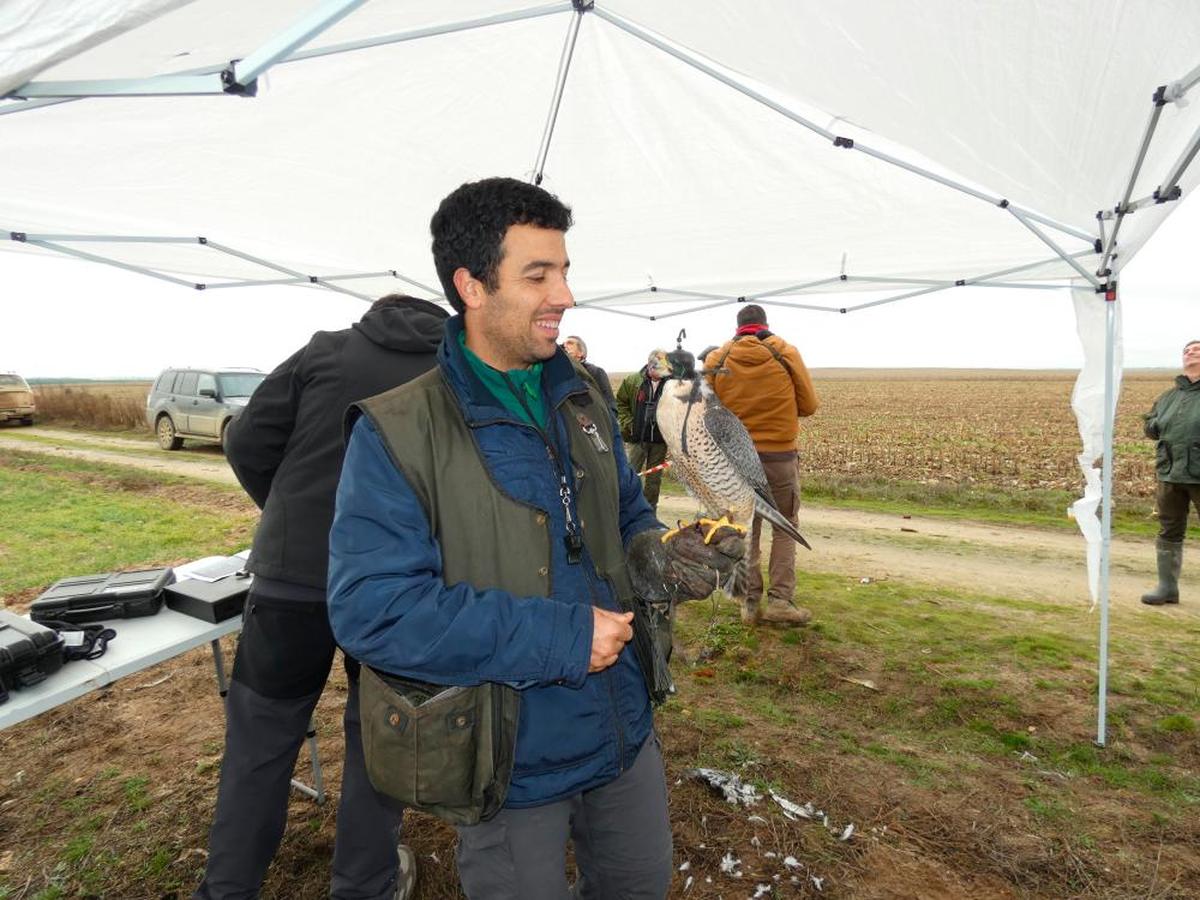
[3,0,1199,744]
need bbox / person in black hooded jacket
[194,294,447,900]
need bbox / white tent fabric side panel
[1070,284,1125,607]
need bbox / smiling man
[327,178,744,899]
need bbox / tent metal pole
[576,288,654,306]
[388,271,443,296]
[967,250,1096,284]
[1099,96,1168,274]
[1168,60,1200,100]
[650,299,740,320]
[1096,287,1117,748]
[202,239,372,300]
[1154,121,1200,204]
[592,6,1093,246]
[201,270,401,289]
[232,0,369,88]
[532,5,587,185]
[0,97,76,116]
[23,239,199,288]
[9,74,229,99]
[5,3,570,105]
[843,283,950,312]
[14,234,197,243]
[752,276,845,299]
[282,3,571,66]
[575,304,655,320]
[654,287,731,301]
[755,299,853,314]
[1008,210,1102,288]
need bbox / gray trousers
[194,593,403,900]
[455,734,673,900]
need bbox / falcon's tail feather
[753,498,812,550]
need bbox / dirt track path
[0,426,238,485]
[4,427,1194,618]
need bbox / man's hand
[627,523,746,604]
[590,608,634,672]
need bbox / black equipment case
[164,574,251,623]
[0,610,65,704]
[29,568,175,625]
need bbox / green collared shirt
[459,332,548,429]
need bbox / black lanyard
[500,373,584,565]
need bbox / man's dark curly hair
[431,177,573,313]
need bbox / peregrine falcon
[655,354,811,551]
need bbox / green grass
[0,451,254,596]
[670,568,1200,817]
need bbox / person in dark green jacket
[1141,339,1200,605]
[615,350,671,513]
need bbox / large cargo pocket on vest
[359,666,519,826]
[1156,441,1173,478]
[1187,443,1200,479]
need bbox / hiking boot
[394,844,417,900]
[759,600,812,626]
[1141,539,1182,606]
[738,595,761,625]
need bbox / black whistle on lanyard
[564,532,584,565]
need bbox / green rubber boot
[1141,539,1182,606]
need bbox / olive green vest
[351,363,645,825]
[355,365,634,604]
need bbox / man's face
[562,338,585,363]
[1184,342,1200,379]
[464,224,573,370]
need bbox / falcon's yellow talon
[698,515,745,544]
[660,520,689,543]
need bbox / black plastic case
[163,575,250,623]
[0,610,65,704]
[29,568,175,625]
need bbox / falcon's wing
[702,402,775,509]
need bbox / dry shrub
[33,382,150,431]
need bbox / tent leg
[1095,286,1118,748]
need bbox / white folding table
[0,605,325,803]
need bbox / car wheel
[21,417,33,426]
[156,415,183,451]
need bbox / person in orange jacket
[705,305,819,625]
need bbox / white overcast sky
[2,191,1195,380]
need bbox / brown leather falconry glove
[627,522,746,604]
